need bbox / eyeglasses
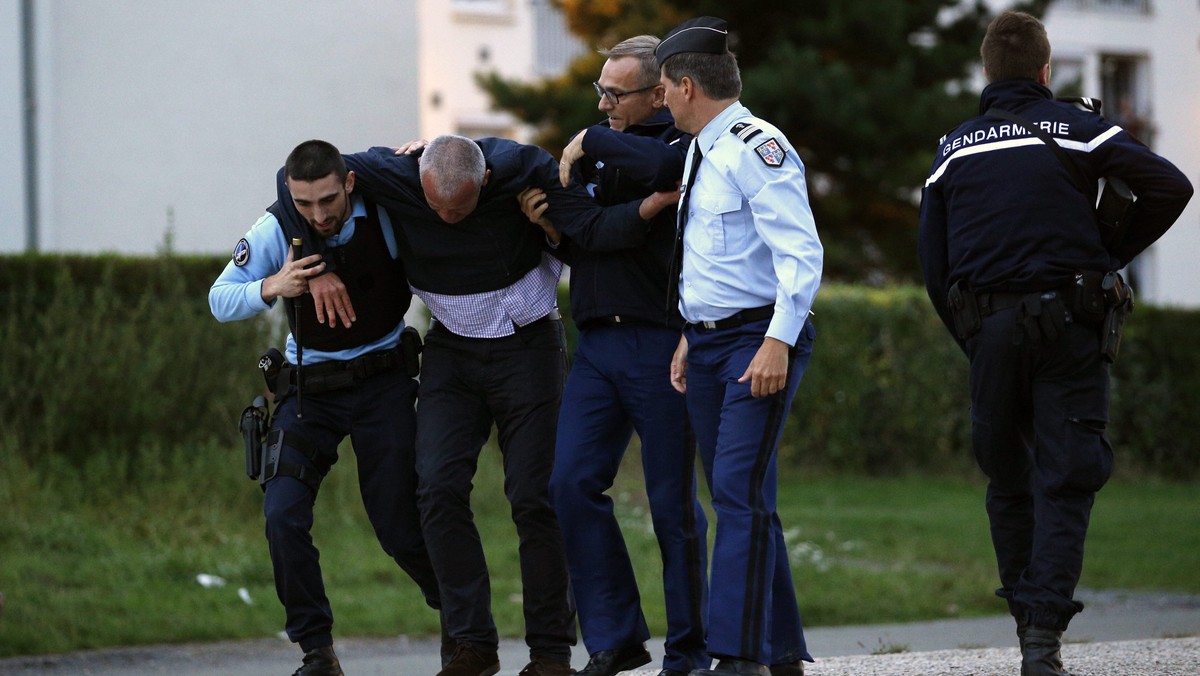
[592,81,657,106]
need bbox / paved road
[2,589,1197,675]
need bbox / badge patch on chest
[233,238,250,267]
[754,138,785,167]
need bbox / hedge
[2,254,1196,480]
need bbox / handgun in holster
[1100,271,1134,363]
[239,395,270,481]
[400,325,423,378]
[947,280,982,340]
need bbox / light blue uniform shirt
[208,196,404,364]
[678,101,823,346]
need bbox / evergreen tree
[479,0,1048,282]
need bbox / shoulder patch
[730,122,762,143]
[233,238,250,267]
[754,138,786,167]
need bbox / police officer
[209,140,443,676]
[658,17,823,676]
[273,135,679,676]
[519,34,709,676]
[918,12,1192,676]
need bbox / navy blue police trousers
[265,368,440,652]
[683,317,816,667]
[550,324,709,673]
[967,309,1113,631]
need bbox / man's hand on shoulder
[393,139,427,155]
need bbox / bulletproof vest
[282,198,409,352]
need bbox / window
[1054,0,1150,15]
[452,0,510,18]
[1100,54,1152,146]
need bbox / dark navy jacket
[919,79,1192,336]
[274,138,650,295]
[562,108,691,328]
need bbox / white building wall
[418,0,534,142]
[1043,0,1200,307]
[11,0,419,256]
[1,0,29,250]
[6,0,1195,307]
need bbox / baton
[292,237,304,418]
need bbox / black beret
[655,16,729,66]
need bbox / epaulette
[730,122,762,143]
[1058,96,1103,113]
[731,121,786,167]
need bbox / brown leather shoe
[292,646,344,676]
[769,660,804,676]
[518,656,575,676]
[438,643,501,676]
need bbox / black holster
[239,395,270,481]
[947,280,981,340]
[400,326,423,378]
[1100,271,1134,363]
[1096,177,1136,251]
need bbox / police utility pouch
[1013,291,1069,348]
[400,325,423,378]
[947,280,981,340]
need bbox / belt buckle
[701,320,718,330]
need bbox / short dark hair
[285,139,348,183]
[981,11,1050,83]
[660,51,742,100]
[600,35,661,89]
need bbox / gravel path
[2,589,1196,675]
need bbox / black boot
[293,645,344,676]
[1021,627,1071,676]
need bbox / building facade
[3,0,1196,306]
[0,0,421,256]
[1041,0,1200,306]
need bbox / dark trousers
[550,325,709,672]
[416,318,575,660]
[683,318,815,666]
[264,369,439,653]
[967,310,1113,631]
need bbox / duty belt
[289,347,405,393]
[691,304,774,331]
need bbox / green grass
[1,441,1197,658]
